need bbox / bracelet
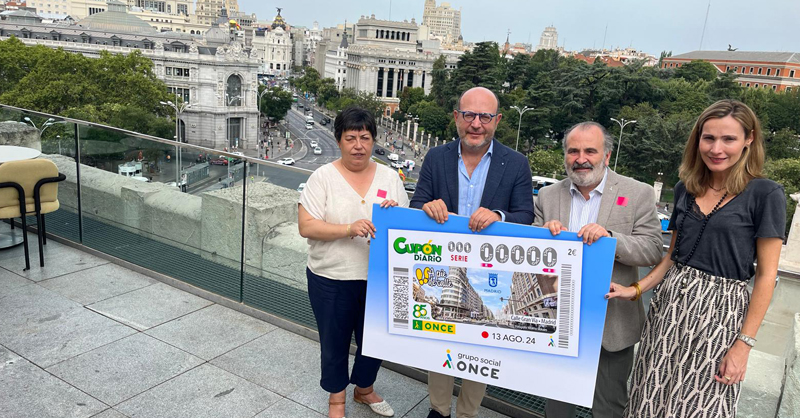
[346,224,351,238]
[630,282,642,301]
[737,333,756,347]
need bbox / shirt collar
[570,167,609,197]
[458,139,494,160]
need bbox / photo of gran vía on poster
[411,265,560,334]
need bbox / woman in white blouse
[299,107,409,418]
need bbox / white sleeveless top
[299,162,409,281]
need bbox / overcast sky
[238,0,800,55]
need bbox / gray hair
[562,121,615,155]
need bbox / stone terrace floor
[0,233,512,418]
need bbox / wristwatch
[737,333,756,347]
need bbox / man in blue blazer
[410,87,534,418]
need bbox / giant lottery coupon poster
[363,206,617,407]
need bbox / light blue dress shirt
[568,168,608,232]
[457,141,500,219]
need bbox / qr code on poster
[392,268,409,328]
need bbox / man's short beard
[567,162,607,187]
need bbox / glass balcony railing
[0,104,579,418]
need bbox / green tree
[528,148,564,177]
[613,103,693,184]
[766,128,800,161]
[259,86,293,121]
[706,71,743,102]
[765,157,800,235]
[449,42,505,101]
[0,37,172,137]
[765,89,800,133]
[295,67,322,95]
[429,55,450,107]
[674,60,718,82]
[398,87,426,114]
[415,101,450,138]
[317,78,339,105]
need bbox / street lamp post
[159,100,193,187]
[609,117,637,172]
[509,105,533,152]
[24,117,66,154]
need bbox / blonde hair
[679,99,764,196]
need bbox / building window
[777,69,781,77]
[754,84,758,88]
[226,74,243,106]
[750,67,754,74]
[791,70,796,78]
[773,85,777,91]
[726,66,730,72]
[787,87,793,92]
[167,87,190,103]
[767,68,771,76]
[758,67,763,75]
[746,83,750,87]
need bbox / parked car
[403,182,417,192]
[387,153,399,161]
[313,147,322,155]
[390,160,405,169]
[322,116,331,124]
[374,148,385,155]
[306,123,314,130]
[320,119,327,126]
[298,103,304,109]
[209,158,228,165]
[310,140,318,148]
[532,176,558,195]
[278,158,295,165]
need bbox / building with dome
[0,3,260,150]
[76,0,157,33]
[251,7,292,77]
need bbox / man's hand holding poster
[363,206,617,407]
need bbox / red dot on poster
[481,331,489,339]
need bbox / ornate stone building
[0,3,260,150]
[252,8,291,77]
[340,15,459,115]
[509,272,558,319]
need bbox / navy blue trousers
[307,268,382,393]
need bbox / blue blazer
[410,139,534,225]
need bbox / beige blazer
[534,170,663,352]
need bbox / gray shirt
[668,178,786,281]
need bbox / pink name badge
[377,189,387,199]
[616,196,629,207]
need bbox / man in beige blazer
[534,121,662,418]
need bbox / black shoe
[426,409,450,418]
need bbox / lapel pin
[616,196,629,207]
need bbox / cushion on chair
[0,159,61,218]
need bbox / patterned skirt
[624,264,750,418]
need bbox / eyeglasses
[456,110,498,124]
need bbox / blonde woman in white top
[299,107,408,418]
